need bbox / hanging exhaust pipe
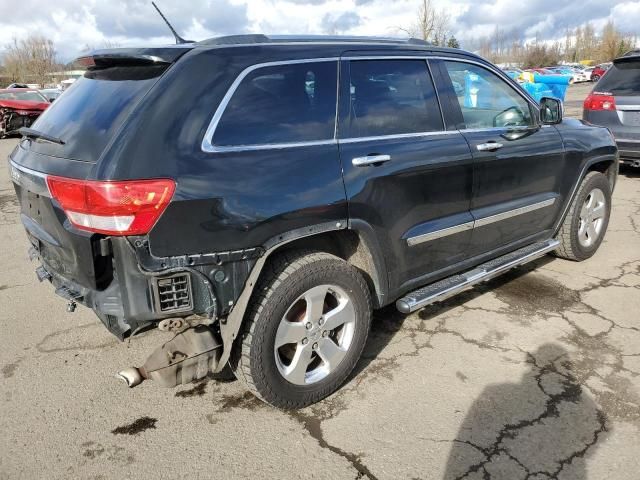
[117,367,145,387]
[117,325,222,388]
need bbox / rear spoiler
[75,46,193,69]
[614,53,640,65]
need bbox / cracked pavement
[1,136,639,480]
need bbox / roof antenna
[151,1,193,44]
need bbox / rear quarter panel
[95,46,348,256]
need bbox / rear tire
[232,250,372,409]
[554,171,611,261]
[592,74,600,82]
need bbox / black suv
[8,35,618,408]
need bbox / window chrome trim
[406,198,556,246]
[407,221,473,246]
[474,198,556,228]
[340,130,458,144]
[201,57,340,153]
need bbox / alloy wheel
[274,284,356,385]
[578,188,606,248]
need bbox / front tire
[232,250,372,409]
[554,171,611,261]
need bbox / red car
[590,63,611,82]
[0,89,50,138]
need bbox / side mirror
[540,97,563,125]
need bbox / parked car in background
[503,68,523,81]
[583,66,595,80]
[0,89,50,138]
[584,53,640,168]
[547,67,588,83]
[39,88,62,102]
[6,83,40,89]
[590,63,611,82]
[8,35,618,408]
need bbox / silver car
[584,53,640,168]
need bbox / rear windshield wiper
[16,127,65,145]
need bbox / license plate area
[21,190,45,225]
[622,110,640,127]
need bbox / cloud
[321,11,362,33]
[453,0,630,42]
[0,0,637,63]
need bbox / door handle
[476,142,504,152]
[352,154,391,167]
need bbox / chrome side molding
[406,197,556,246]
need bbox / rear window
[212,61,338,147]
[597,60,640,95]
[29,65,167,162]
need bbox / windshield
[597,60,640,95]
[0,91,48,102]
[29,64,167,162]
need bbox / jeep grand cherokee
[8,35,618,408]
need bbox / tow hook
[117,325,222,389]
[66,301,77,313]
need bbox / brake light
[46,176,175,235]
[584,92,617,111]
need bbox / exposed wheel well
[264,230,385,308]
[587,158,618,190]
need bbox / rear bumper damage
[30,236,225,340]
[0,108,41,137]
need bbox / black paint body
[8,39,618,338]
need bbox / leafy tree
[447,36,460,49]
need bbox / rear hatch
[585,55,640,155]
[9,47,190,290]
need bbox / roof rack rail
[197,34,434,47]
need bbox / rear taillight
[46,176,175,235]
[584,92,617,111]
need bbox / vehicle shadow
[443,343,608,479]
[619,164,640,178]
[350,255,556,380]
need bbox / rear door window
[30,65,167,163]
[443,61,534,129]
[212,61,338,147]
[597,59,640,95]
[344,59,443,138]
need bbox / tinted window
[30,65,166,163]
[345,60,443,138]
[213,61,337,146]
[597,59,640,95]
[444,62,534,129]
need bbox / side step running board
[396,239,559,314]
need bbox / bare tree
[399,0,450,45]
[3,35,58,86]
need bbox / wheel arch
[260,226,388,309]
[553,154,618,236]
[215,220,388,373]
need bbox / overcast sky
[0,0,638,61]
